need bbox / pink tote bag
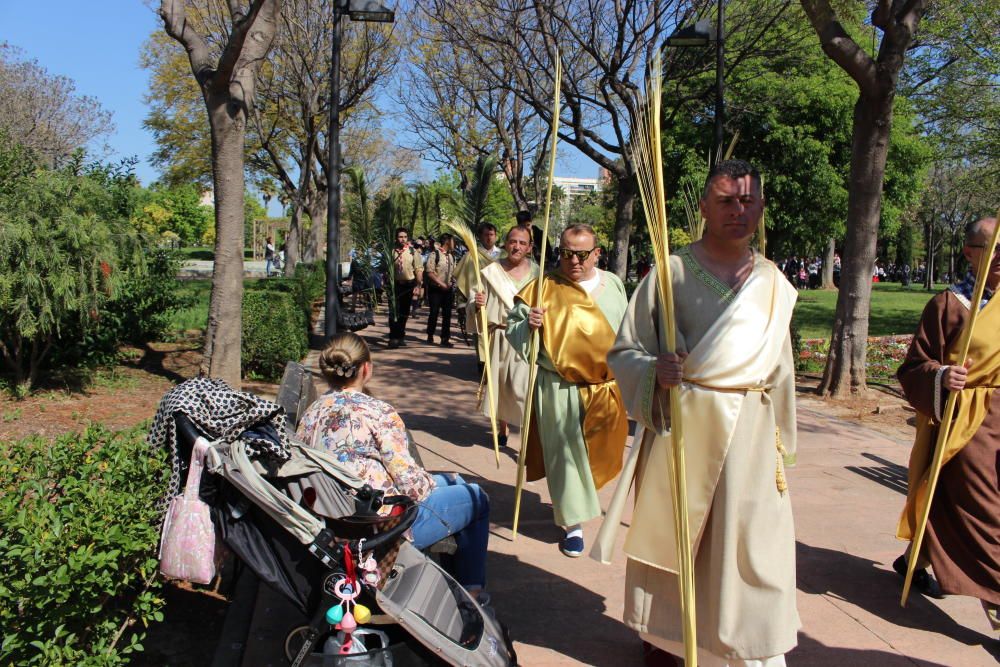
[159,439,216,584]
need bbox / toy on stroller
[157,379,515,667]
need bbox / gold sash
[516,271,628,488]
[897,294,1000,541]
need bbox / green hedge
[291,261,326,323]
[0,424,167,665]
[242,289,309,381]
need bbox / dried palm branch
[445,215,501,467]
[512,53,561,540]
[629,51,697,666]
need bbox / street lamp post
[665,0,725,164]
[325,0,395,339]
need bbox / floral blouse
[295,390,435,503]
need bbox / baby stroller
[159,380,516,667]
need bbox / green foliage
[51,250,191,370]
[291,261,327,322]
[166,279,211,333]
[141,32,213,188]
[463,155,498,230]
[0,136,152,390]
[901,1,1000,169]
[567,189,616,248]
[661,3,930,259]
[244,193,267,248]
[0,424,168,665]
[669,228,692,250]
[132,184,212,245]
[242,289,309,381]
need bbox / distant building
[551,175,603,224]
[552,175,602,199]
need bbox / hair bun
[331,362,357,378]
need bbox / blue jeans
[410,474,490,589]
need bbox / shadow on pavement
[845,452,909,496]
[485,550,641,665]
[790,633,951,666]
[796,541,999,657]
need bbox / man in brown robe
[896,216,1000,631]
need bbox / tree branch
[799,0,878,94]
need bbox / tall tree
[422,0,800,278]
[0,45,114,167]
[247,0,400,271]
[799,0,927,396]
[158,0,281,387]
[403,6,547,209]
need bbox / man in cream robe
[466,226,538,436]
[455,223,504,364]
[506,223,628,557]
[605,160,800,665]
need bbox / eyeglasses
[558,247,597,262]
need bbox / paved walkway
[244,304,999,666]
[180,259,271,279]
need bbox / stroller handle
[174,412,203,457]
[334,494,418,555]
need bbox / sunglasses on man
[558,247,597,262]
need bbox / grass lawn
[793,282,946,340]
[170,280,212,331]
[168,277,294,332]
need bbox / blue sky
[1,2,162,185]
[1,2,600,191]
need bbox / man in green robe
[506,223,629,557]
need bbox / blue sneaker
[559,534,585,558]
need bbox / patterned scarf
[949,272,995,310]
[149,377,292,505]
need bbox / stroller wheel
[284,625,314,663]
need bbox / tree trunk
[818,92,893,397]
[284,201,303,275]
[609,174,635,280]
[923,219,935,290]
[303,199,326,263]
[200,93,245,388]
[821,237,837,289]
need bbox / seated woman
[296,332,490,601]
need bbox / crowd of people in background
[776,254,942,289]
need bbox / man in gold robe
[605,160,799,665]
[895,217,1000,631]
[506,223,628,557]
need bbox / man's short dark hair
[560,223,597,245]
[516,210,533,225]
[506,225,533,243]
[394,227,409,236]
[477,222,497,236]
[439,232,454,244]
[702,159,761,199]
